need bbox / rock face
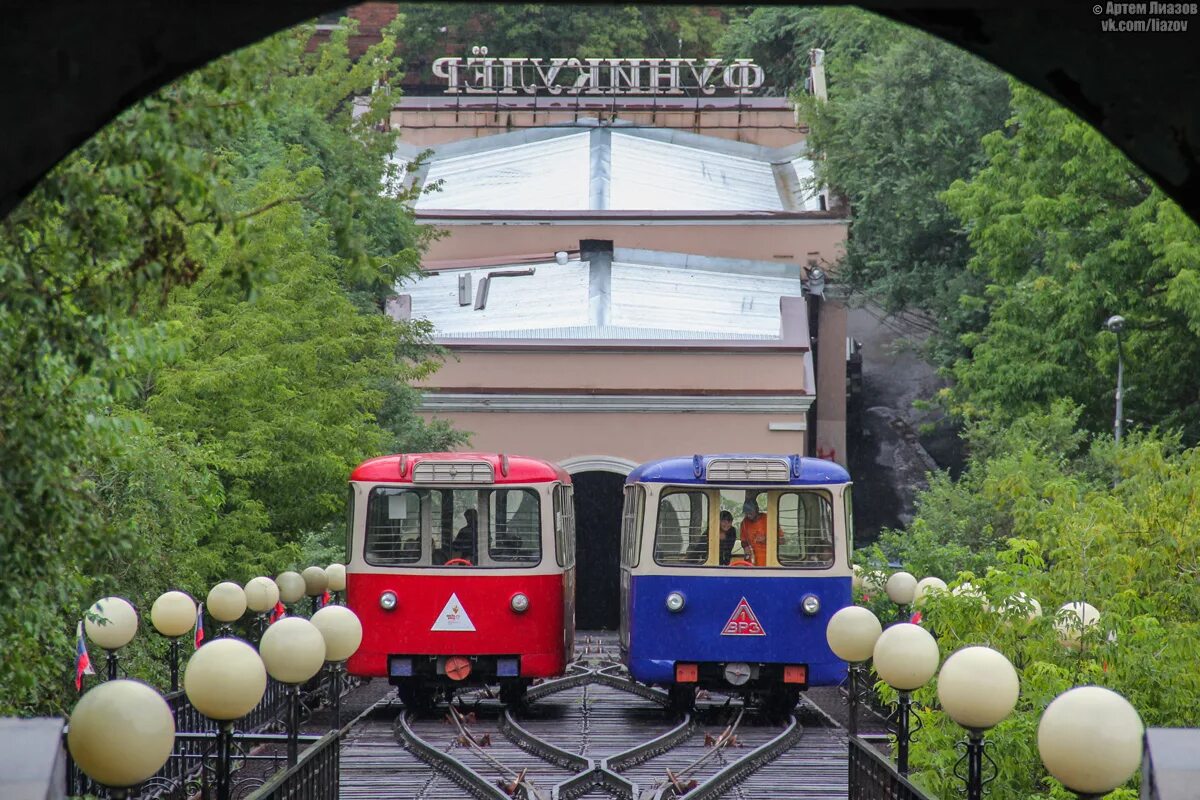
[845,304,960,541]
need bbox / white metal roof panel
[609,261,801,336]
[405,260,590,333]
[790,156,823,211]
[435,325,774,341]
[416,132,591,211]
[608,132,784,211]
[405,253,805,341]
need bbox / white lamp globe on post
[206,582,248,636]
[311,605,363,728]
[84,596,139,680]
[325,563,347,604]
[259,616,327,765]
[937,646,1021,800]
[872,623,940,775]
[997,592,1042,625]
[1038,686,1143,798]
[826,605,883,737]
[67,680,176,797]
[885,571,918,620]
[183,638,267,800]
[150,591,197,691]
[244,576,281,639]
[913,577,947,607]
[1055,602,1101,650]
[302,566,329,614]
[276,571,307,614]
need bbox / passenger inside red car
[451,508,478,563]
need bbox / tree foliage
[722,8,1009,359]
[400,4,730,66]
[944,85,1200,441]
[0,18,461,715]
[863,405,1200,798]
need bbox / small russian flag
[74,621,95,692]
[194,602,205,648]
[910,610,923,625]
[269,601,286,624]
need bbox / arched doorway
[561,457,636,631]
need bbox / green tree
[0,17,460,715]
[399,3,730,65]
[722,8,1009,362]
[944,85,1200,440]
[873,425,1200,799]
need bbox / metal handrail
[245,729,340,800]
[848,735,938,800]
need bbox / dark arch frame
[1,3,1198,222]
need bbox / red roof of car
[349,452,571,484]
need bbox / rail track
[340,633,850,799]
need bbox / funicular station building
[376,47,850,627]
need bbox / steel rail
[394,711,513,800]
[658,713,803,800]
[553,764,638,800]
[499,706,591,772]
[604,713,697,772]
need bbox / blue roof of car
[625,454,851,486]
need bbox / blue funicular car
[620,453,853,713]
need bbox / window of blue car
[654,490,709,566]
[776,491,835,568]
[620,485,645,568]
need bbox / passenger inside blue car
[717,510,739,564]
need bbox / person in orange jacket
[739,499,783,566]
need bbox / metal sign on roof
[432,56,765,96]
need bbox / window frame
[843,484,855,564]
[645,485,838,571]
[774,489,836,570]
[362,485,544,569]
[553,483,577,568]
[652,488,712,567]
[620,484,645,568]
[345,484,357,563]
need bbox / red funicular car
[346,452,575,707]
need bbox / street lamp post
[1105,315,1126,444]
[302,566,329,614]
[311,605,364,729]
[912,577,947,614]
[1038,686,1144,798]
[885,571,918,623]
[207,582,248,637]
[184,637,268,800]
[259,616,327,765]
[150,591,197,691]
[84,597,139,680]
[825,606,883,737]
[1055,601,1101,651]
[325,563,347,605]
[872,623,940,775]
[67,680,176,799]
[937,646,1020,800]
[276,570,307,616]
[244,576,280,640]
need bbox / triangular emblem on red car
[721,596,766,636]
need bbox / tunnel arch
[2,4,1199,222]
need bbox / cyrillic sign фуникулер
[432,57,766,96]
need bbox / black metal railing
[66,677,290,799]
[849,735,938,800]
[245,728,340,800]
